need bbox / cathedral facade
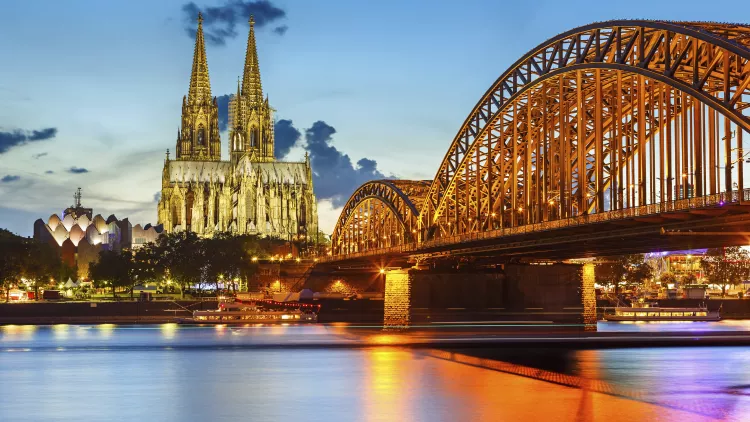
[158,14,318,241]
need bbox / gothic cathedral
[158,14,318,241]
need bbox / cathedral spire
[188,12,212,104]
[241,15,263,107]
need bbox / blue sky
[1,0,748,237]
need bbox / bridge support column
[383,269,412,328]
[581,262,597,331]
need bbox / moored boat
[178,299,318,324]
[602,304,720,322]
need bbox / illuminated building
[33,188,163,278]
[157,14,318,241]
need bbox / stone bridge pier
[383,262,597,330]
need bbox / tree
[701,247,750,296]
[680,272,698,286]
[156,231,205,298]
[659,272,677,287]
[130,245,162,299]
[595,254,652,293]
[89,250,132,299]
[0,229,24,302]
[204,233,262,293]
[22,241,64,300]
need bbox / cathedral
[158,14,318,241]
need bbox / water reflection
[0,325,749,421]
[0,324,36,341]
[161,323,177,340]
[51,324,69,340]
[364,349,410,422]
[97,323,115,339]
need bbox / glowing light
[491,212,496,217]
[379,268,386,274]
[296,258,301,262]
[251,256,258,262]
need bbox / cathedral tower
[176,13,221,161]
[229,16,275,163]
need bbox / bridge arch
[331,180,430,255]
[420,20,750,239]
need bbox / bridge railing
[322,189,750,262]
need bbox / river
[2,322,750,421]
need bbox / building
[157,14,318,242]
[33,188,163,278]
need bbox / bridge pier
[383,269,412,328]
[581,262,597,331]
[381,262,597,330]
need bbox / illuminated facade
[33,189,163,278]
[158,14,318,241]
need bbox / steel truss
[331,180,429,254]
[331,20,750,257]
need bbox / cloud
[274,119,301,159]
[181,0,287,46]
[302,120,387,207]
[33,152,48,159]
[45,170,54,174]
[154,191,162,203]
[1,175,20,183]
[216,94,231,132]
[0,127,57,154]
[273,25,288,35]
[68,167,89,174]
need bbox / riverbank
[3,298,750,325]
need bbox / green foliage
[595,254,652,291]
[0,229,65,301]
[89,249,132,298]
[680,272,698,286]
[701,246,750,295]
[86,232,272,298]
[659,272,677,286]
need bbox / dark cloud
[29,128,57,141]
[182,1,287,46]
[45,170,54,174]
[154,191,162,203]
[216,94,231,132]
[274,119,300,159]
[68,167,89,174]
[303,121,387,207]
[0,127,57,154]
[273,25,288,36]
[33,152,48,159]
[1,175,20,183]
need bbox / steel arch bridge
[329,20,750,261]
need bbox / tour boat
[178,300,318,324]
[602,304,720,322]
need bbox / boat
[602,303,720,322]
[177,299,319,324]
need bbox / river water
[2,322,750,421]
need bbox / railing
[321,189,750,262]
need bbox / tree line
[0,229,75,301]
[89,231,272,299]
[596,247,750,296]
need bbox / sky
[1,0,749,237]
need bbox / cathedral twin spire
[176,12,220,161]
[176,13,271,162]
[187,13,212,104]
[242,16,263,108]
